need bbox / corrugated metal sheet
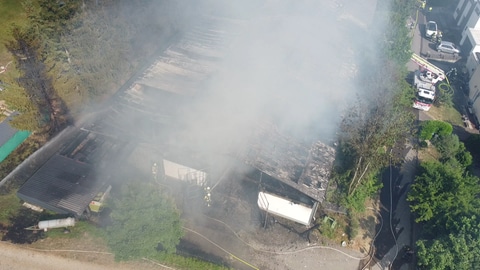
[17,154,105,217]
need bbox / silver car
[436,41,460,54]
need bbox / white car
[426,21,437,38]
[436,41,461,54]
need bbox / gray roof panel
[0,116,18,146]
[17,154,105,217]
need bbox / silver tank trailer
[37,217,76,231]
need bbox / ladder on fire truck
[411,53,446,81]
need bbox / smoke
[76,0,385,180]
[171,0,379,159]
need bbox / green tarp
[0,130,30,163]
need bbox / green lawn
[0,191,22,225]
[0,0,28,61]
[427,105,463,127]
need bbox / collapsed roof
[238,122,335,202]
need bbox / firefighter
[437,31,443,44]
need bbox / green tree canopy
[419,120,453,141]
[104,182,183,261]
[432,134,472,168]
[416,215,480,270]
[408,161,480,232]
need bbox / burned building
[13,15,240,217]
[14,12,337,224]
[238,121,336,203]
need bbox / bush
[432,134,473,168]
[419,120,453,140]
[347,213,360,240]
[343,173,382,213]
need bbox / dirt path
[0,241,168,270]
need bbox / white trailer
[162,159,207,186]
[26,217,76,231]
[257,191,318,226]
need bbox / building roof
[136,16,239,96]
[17,154,106,217]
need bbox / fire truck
[410,53,445,111]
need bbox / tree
[333,2,416,210]
[335,68,414,211]
[431,134,472,168]
[104,182,183,261]
[419,120,453,141]
[381,0,415,65]
[416,216,480,270]
[407,161,480,232]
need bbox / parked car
[426,21,437,38]
[436,41,461,54]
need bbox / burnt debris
[238,121,335,202]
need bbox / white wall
[468,67,480,121]
[162,159,207,186]
[464,28,480,76]
[466,51,479,77]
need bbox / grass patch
[0,0,28,60]
[426,105,463,126]
[155,254,229,270]
[418,142,441,162]
[0,2,23,57]
[43,220,101,239]
[0,190,22,225]
[38,221,229,270]
[318,213,348,243]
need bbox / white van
[426,21,437,38]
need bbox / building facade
[456,0,480,55]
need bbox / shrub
[419,120,453,140]
[347,213,360,240]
